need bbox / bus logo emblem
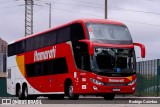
[34,46,56,62]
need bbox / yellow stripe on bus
[127,76,132,81]
[16,55,25,77]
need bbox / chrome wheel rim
[18,89,21,97]
[24,88,28,97]
[69,85,73,97]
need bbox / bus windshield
[90,47,136,76]
[86,23,132,44]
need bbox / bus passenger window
[80,55,90,71]
[57,27,70,43]
[71,24,85,41]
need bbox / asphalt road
[41,97,160,104]
[1,104,160,107]
[1,97,160,105]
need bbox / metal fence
[134,59,160,96]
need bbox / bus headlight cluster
[128,79,136,86]
[90,78,104,85]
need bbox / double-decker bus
[7,18,145,100]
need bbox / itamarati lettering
[109,79,124,82]
[34,46,56,62]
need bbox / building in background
[0,53,4,72]
[0,37,7,72]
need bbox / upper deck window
[57,27,70,43]
[8,23,85,56]
[70,23,85,41]
[86,23,132,44]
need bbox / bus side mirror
[79,39,94,55]
[133,42,145,58]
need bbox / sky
[0,0,160,61]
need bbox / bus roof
[11,18,125,44]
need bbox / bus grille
[104,83,127,86]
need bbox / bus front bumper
[74,83,136,94]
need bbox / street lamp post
[105,0,107,19]
[45,3,51,28]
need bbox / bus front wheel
[67,83,79,100]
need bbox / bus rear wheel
[22,86,37,100]
[22,85,28,99]
[16,86,23,100]
[67,83,79,100]
[103,93,115,100]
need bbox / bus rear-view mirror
[133,42,145,58]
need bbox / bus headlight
[90,78,104,85]
[128,79,136,86]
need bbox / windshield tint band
[86,23,133,45]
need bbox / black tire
[22,86,38,100]
[67,83,79,100]
[22,85,28,99]
[103,93,115,100]
[16,86,23,100]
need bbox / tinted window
[34,36,40,50]
[8,44,14,56]
[16,41,25,54]
[71,23,85,41]
[39,35,44,48]
[16,42,21,54]
[26,38,34,52]
[44,31,57,47]
[26,34,45,51]
[8,41,25,56]
[44,60,54,74]
[26,63,35,77]
[26,58,68,77]
[57,27,70,43]
[53,58,68,74]
[8,24,84,56]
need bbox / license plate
[112,88,120,92]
